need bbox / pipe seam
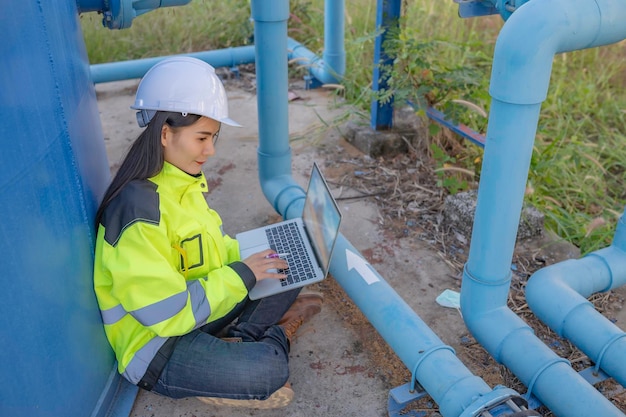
[522,357,570,402]
[410,345,456,391]
[585,252,614,292]
[561,301,594,335]
[464,263,512,287]
[594,333,626,374]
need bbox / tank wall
[1,2,114,416]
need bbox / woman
[93,56,322,409]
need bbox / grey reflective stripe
[126,280,211,328]
[122,336,168,385]
[101,304,127,325]
[188,279,211,327]
[130,291,188,326]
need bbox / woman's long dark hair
[95,111,201,229]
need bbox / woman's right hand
[242,249,289,281]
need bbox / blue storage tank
[0,2,133,416]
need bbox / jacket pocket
[176,233,205,274]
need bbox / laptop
[236,163,342,300]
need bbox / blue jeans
[151,288,300,400]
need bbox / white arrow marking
[346,249,380,285]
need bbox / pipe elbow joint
[260,175,305,220]
[526,259,602,335]
[463,306,533,363]
[287,39,344,85]
[490,0,605,105]
[591,245,626,291]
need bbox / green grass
[81,1,626,254]
[80,1,253,63]
[527,46,626,253]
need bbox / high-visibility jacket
[93,162,256,385]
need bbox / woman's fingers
[242,250,289,281]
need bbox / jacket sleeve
[101,220,252,337]
[223,233,242,263]
[207,207,241,263]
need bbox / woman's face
[161,116,221,175]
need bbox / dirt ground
[312,133,626,415]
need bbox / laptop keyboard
[266,222,316,287]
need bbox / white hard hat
[131,56,242,128]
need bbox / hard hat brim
[219,116,242,128]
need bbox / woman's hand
[242,249,289,281]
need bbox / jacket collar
[150,162,209,198]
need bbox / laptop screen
[302,163,342,275]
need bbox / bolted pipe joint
[77,0,191,29]
[457,388,539,417]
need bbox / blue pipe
[251,1,524,416]
[251,0,304,220]
[322,0,345,83]
[526,213,626,387]
[285,1,345,86]
[286,36,341,87]
[77,0,191,30]
[90,39,333,85]
[77,0,104,12]
[90,47,256,83]
[462,0,626,415]
[90,37,338,86]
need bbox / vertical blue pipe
[0,1,133,416]
[322,0,345,82]
[251,1,523,416]
[251,0,305,219]
[370,0,402,130]
[462,0,626,415]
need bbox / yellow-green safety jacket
[93,162,256,385]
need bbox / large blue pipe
[251,1,526,416]
[461,0,626,415]
[526,213,626,387]
[0,2,134,416]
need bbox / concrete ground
[96,78,467,417]
[95,78,626,417]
